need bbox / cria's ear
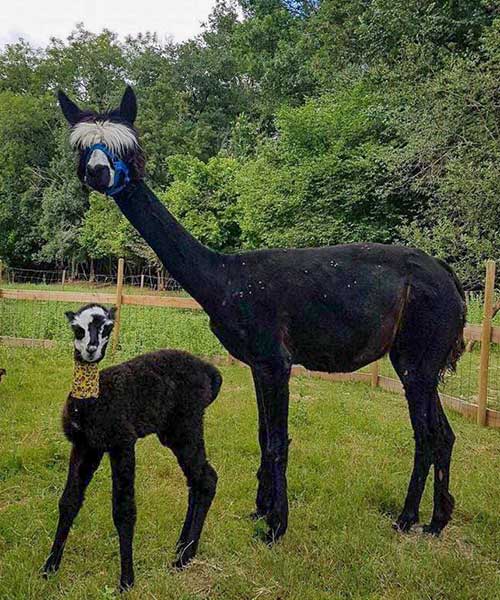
[119,86,137,124]
[108,306,117,321]
[65,311,76,323]
[58,90,83,126]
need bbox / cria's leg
[165,418,217,569]
[109,445,136,592]
[42,445,103,576]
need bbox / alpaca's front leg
[109,445,136,592]
[251,368,273,520]
[252,355,292,543]
[43,445,103,576]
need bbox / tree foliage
[0,0,498,286]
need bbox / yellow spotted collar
[71,361,100,399]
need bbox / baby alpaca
[43,304,222,591]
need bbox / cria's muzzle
[71,361,100,399]
[85,143,130,196]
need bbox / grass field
[0,348,499,599]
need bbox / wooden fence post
[370,361,379,388]
[477,260,496,426]
[0,260,3,283]
[112,258,125,354]
[140,274,145,289]
[61,269,66,289]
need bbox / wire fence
[1,261,499,424]
[1,265,183,293]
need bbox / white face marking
[71,306,114,363]
[70,120,138,155]
[87,148,115,186]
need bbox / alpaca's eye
[72,325,85,340]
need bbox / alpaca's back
[64,350,222,448]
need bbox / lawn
[0,348,499,599]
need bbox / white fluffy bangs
[70,120,138,155]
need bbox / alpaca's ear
[58,90,83,126]
[119,86,137,124]
[65,311,76,323]
[108,306,117,321]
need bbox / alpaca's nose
[86,163,111,189]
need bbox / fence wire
[2,266,184,293]
[1,268,499,414]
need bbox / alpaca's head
[65,304,116,364]
[58,86,145,194]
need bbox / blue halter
[85,143,131,196]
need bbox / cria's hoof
[41,558,59,578]
[119,582,134,593]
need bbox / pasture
[1,346,500,599]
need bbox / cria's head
[65,304,116,364]
[57,86,144,194]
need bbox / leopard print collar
[71,361,99,399]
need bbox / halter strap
[85,143,131,197]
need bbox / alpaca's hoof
[172,554,195,570]
[172,558,187,570]
[422,522,443,537]
[265,511,287,545]
[173,541,196,570]
[393,513,419,533]
[249,510,266,521]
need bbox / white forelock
[69,120,138,155]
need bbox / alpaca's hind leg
[391,345,456,534]
[109,445,136,592]
[423,397,455,535]
[393,378,434,532]
[43,445,103,576]
[165,419,217,569]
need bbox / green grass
[0,348,499,599]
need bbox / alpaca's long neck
[114,182,224,311]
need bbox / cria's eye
[102,323,113,337]
[72,325,85,340]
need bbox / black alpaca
[58,88,466,543]
[43,304,222,591]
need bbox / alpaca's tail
[437,258,467,378]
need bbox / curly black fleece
[63,350,222,448]
[44,349,222,591]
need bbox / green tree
[161,154,242,251]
